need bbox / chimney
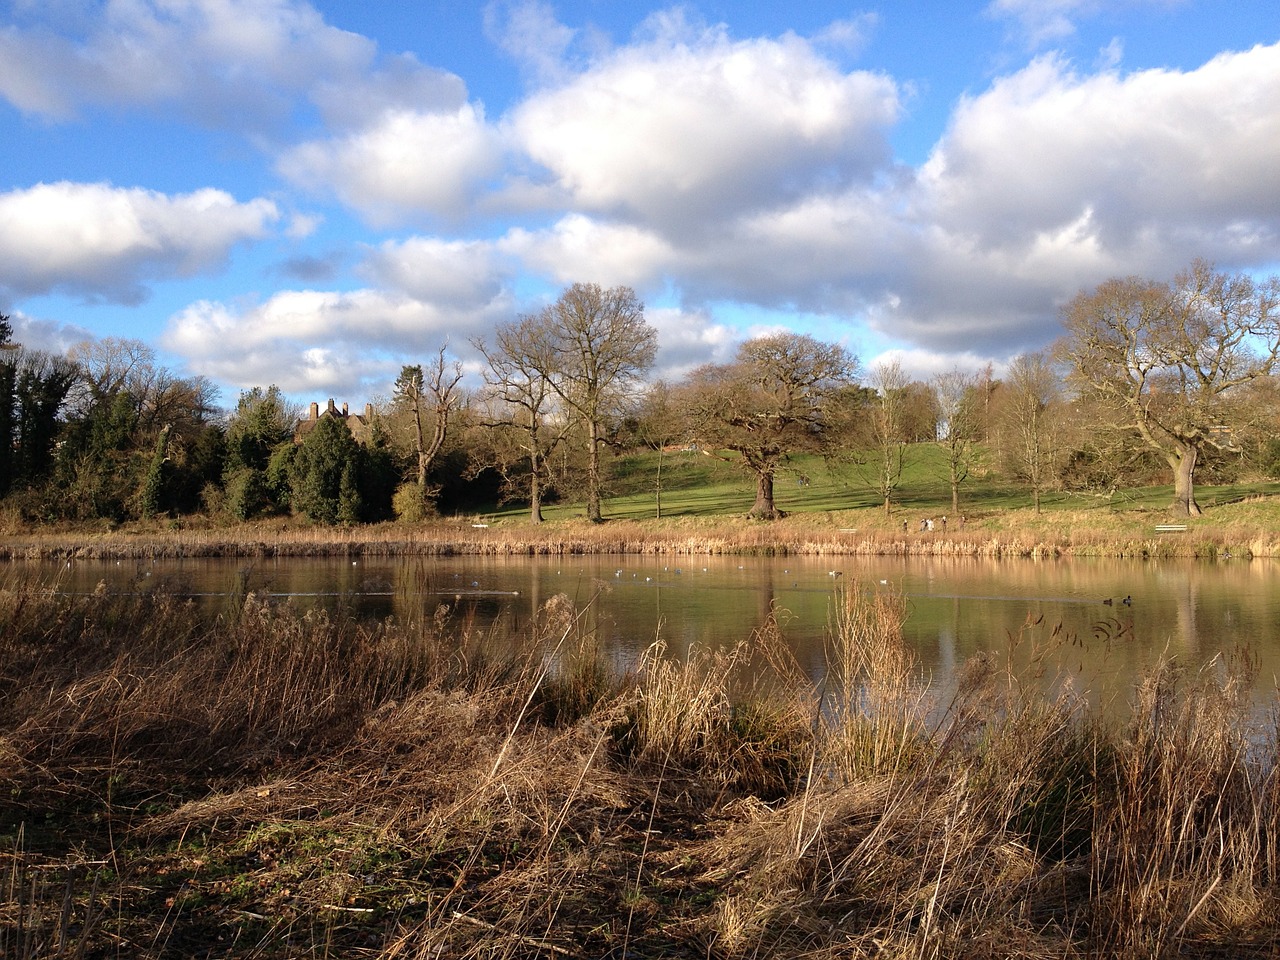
[327,398,336,415]
[365,403,373,420]
[342,402,349,416]
[309,401,318,420]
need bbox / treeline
[3,265,1279,527]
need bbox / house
[295,399,376,445]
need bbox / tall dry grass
[7,503,1280,562]
[4,575,1280,957]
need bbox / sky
[2,0,1278,408]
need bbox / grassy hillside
[491,443,1280,522]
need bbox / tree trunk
[883,493,891,516]
[528,445,543,523]
[654,447,664,519]
[585,420,603,522]
[411,396,426,487]
[749,470,780,519]
[1170,445,1202,516]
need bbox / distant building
[295,399,376,445]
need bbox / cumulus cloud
[163,281,514,397]
[862,41,1280,350]
[0,182,279,303]
[0,0,463,133]
[646,305,741,381]
[279,105,503,225]
[8,2,1280,391]
[362,236,511,306]
[920,48,1280,253]
[0,309,95,355]
[507,17,901,232]
[499,215,676,290]
[540,36,1280,359]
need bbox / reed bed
[3,574,1279,957]
[5,502,1280,562]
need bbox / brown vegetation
[4,500,1280,562]
[4,573,1280,957]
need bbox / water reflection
[11,554,1280,702]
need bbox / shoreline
[2,513,1277,561]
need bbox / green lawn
[487,444,1280,523]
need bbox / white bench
[1154,524,1188,533]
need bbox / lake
[12,553,1280,705]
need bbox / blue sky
[2,0,1278,407]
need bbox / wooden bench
[1154,524,1188,533]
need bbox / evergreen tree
[139,424,171,519]
[222,386,296,519]
[338,459,362,525]
[289,414,360,524]
[13,352,78,489]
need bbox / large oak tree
[1057,261,1280,515]
[680,332,857,519]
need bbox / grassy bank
[4,578,1279,957]
[4,448,1280,561]
[3,496,1280,561]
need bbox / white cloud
[866,346,999,383]
[484,0,579,85]
[646,305,741,381]
[361,236,512,307]
[163,285,513,397]
[507,20,901,231]
[0,0,463,132]
[285,212,323,239]
[0,0,353,122]
[657,39,1280,357]
[811,14,878,58]
[500,215,675,289]
[0,182,278,303]
[278,105,503,225]
[916,43,1280,265]
[0,309,95,355]
[985,0,1184,48]
[8,2,1280,387]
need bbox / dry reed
[3,575,1280,958]
[6,503,1280,563]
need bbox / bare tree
[932,369,982,516]
[395,346,463,508]
[531,283,657,522]
[680,332,857,519]
[1057,260,1280,515]
[635,380,682,519]
[863,359,910,517]
[473,316,571,523]
[998,351,1064,514]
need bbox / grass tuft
[3,575,1280,957]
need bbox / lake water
[12,554,1280,706]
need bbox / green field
[489,443,1280,522]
